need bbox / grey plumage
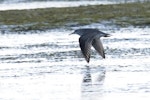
[71,28,110,63]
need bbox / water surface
[0,0,147,10]
[0,26,150,100]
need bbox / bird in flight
[70,28,111,63]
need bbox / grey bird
[71,28,111,63]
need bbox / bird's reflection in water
[81,65,106,100]
[83,65,92,83]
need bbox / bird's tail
[104,33,111,37]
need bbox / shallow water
[0,26,150,100]
[0,0,147,11]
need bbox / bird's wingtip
[85,57,90,63]
[87,60,90,63]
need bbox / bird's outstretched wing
[92,39,105,58]
[79,35,93,63]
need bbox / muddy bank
[0,2,149,32]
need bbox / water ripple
[0,27,150,100]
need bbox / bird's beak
[69,32,75,35]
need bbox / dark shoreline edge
[0,2,149,33]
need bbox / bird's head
[69,29,84,36]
